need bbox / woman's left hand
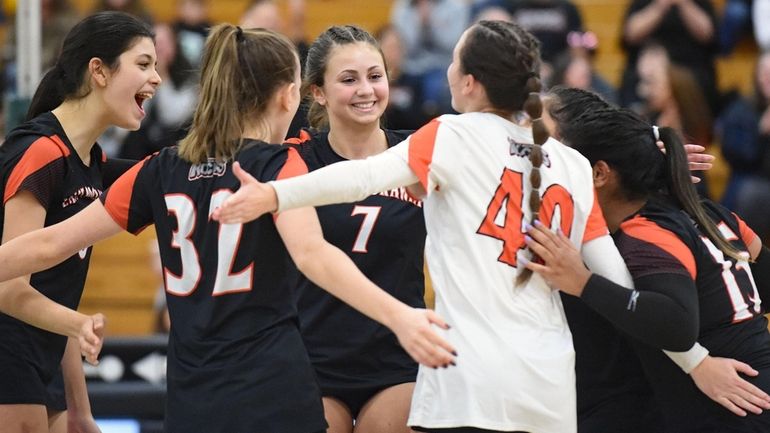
[657,141,714,182]
[522,221,591,296]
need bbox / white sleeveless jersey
[390,113,607,432]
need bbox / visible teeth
[136,92,153,100]
[353,102,375,108]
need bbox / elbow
[38,236,70,267]
[292,252,312,276]
[288,240,323,276]
[658,313,699,352]
[661,331,698,352]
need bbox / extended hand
[391,307,457,369]
[212,162,279,224]
[78,313,105,365]
[522,221,591,296]
[691,356,770,416]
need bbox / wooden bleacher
[72,0,759,334]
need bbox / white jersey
[391,113,607,432]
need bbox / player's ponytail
[516,76,547,286]
[178,24,297,164]
[659,127,746,262]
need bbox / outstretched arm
[214,147,418,224]
[276,206,456,368]
[0,199,122,283]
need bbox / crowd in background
[1,0,769,246]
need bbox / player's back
[102,142,327,432]
[104,142,301,367]
[406,112,603,433]
[409,112,602,331]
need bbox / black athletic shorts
[45,368,66,412]
[0,349,51,405]
[164,324,327,433]
[322,376,414,418]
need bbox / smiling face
[312,42,388,129]
[102,36,161,130]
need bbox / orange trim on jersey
[284,129,312,145]
[274,148,309,222]
[4,136,70,204]
[277,147,309,180]
[407,119,440,191]
[621,216,697,280]
[733,212,757,247]
[582,190,609,244]
[103,161,144,230]
[49,135,70,155]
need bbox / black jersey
[561,292,664,432]
[101,143,325,433]
[614,197,770,432]
[286,129,425,392]
[0,112,105,394]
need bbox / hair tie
[235,26,244,42]
[652,125,660,141]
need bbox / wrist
[65,313,91,339]
[380,297,410,331]
[575,268,592,296]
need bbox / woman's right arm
[275,205,455,369]
[529,228,699,351]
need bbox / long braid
[516,76,546,286]
[461,21,547,285]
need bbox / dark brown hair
[303,25,384,129]
[459,21,546,284]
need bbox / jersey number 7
[477,168,574,267]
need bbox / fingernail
[524,235,532,243]
[557,228,564,236]
[446,324,452,330]
[450,361,457,366]
[519,256,530,265]
[452,350,458,356]
[443,364,449,369]
[534,219,543,227]
[525,223,533,231]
